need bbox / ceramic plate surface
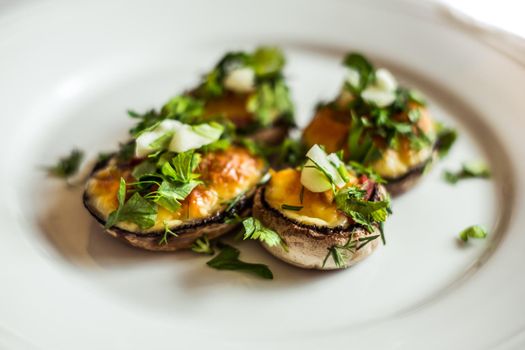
[1,0,524,349]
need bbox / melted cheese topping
[86,146,265,232]
[265,169,359,228]
[302,105,436,178]
[200,92,253,129]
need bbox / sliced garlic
[375,68,397,92]
[223,67,256,93]
[361,87,396,107]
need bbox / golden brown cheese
[200,92,253,129]
[302,104,436,178]
[86,146,265,232]
[264,169,359,228]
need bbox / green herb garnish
[242,217,288,251]
[206,243,273,279]
[281,204,303,211]
[106,178,157,229]
[335,187,390,232]
[46,149,84,178]
[458,225,488,242]
[191,235,214,255]
[444,160,491,184]
[159,221,178,245]
[435,124,457,158]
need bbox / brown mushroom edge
[383,150,438,197]
[252,185,387,270]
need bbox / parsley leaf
[458,225,488,242]
[242,217,288,251]
[435,124,457,158]
[443,161,491,184]
[342,53,375,92]
[149,180,200,212]
[106,178,157,230]
[191,235,214,255]
[335,187,390,232]
[247,79,294,126]
[159,221,179,245]
[161,151,201,183]
[250,46,285,78]
[347,161,386,184]
[46,149,84,178]
[206,243,273,279]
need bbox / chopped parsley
[194,46,294,127]
[458,225,488,242]
[159,221,178,245]
[281,204,303,211]
[242,217,288,251]
[191,235,214,255]
[444,160,491,184]
[45,149,84,178]
[105,178,158,230]
[336,52,443,164]
[334,186,390,233]
[206,243,273,279]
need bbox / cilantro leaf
[242,217,288,251]
[206,243,273,279]
[443,161,491,184]
[458,225,488,242]
[45,149,84,178]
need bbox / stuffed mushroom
[249,144,390,270]
[302,53,455,196]
[83,98,266,251]
[190,46,295,145]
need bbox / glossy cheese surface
[86,146,265,232]
[302,105,436,178]
[264,168,359,228]
[201,92,254,129]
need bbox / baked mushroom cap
[303,105,438,197]
[83,146,265,251]
[252,169,388,270]
[188,46,295,145]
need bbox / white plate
[1,0,524,349]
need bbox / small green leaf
[435,125,457,158]
[250,46,285,77]
[443,160,491,184]
[342,53,375,91]
[459,225,488,242]
[45,149,84,178]
[191,235,214,255]
[206,244,273,279]
[242,217,288,251]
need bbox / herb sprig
[45,149,84,179]
[206,243,273,279]
[444,161,491,184]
